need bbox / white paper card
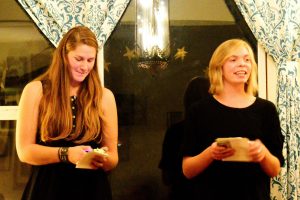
[216,137,251,162]
[76,148,108,169]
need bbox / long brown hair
[37,26,104,144]
[208,39,258,96]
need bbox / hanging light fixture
[136,0,170,73]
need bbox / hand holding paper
[76,147,109,169]
[216,137,251,162]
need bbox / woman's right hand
[210,142,235,160]
[68,145,93,164]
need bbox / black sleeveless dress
[21,96,112,200]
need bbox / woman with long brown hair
[16,26,118,200]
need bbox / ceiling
[0,0,235,42]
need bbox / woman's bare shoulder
[25,81,42,89]
[22,81,43,98]
[101,87,116,107]
[102,87,115,99]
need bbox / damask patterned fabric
[17,0,131,47]
[234,0,300,199]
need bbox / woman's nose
[238,58,247,66]
[80,61,89,71]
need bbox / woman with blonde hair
[16,26,118,200]
[182,39,284,200]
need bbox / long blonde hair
[208,39,258,96]
[37,26,104,144]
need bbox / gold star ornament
[174,47,188,61]
[104,61,111,72]
[123,46,137,61]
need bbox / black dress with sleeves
[182,95,284,200]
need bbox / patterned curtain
[234,0,300,199]
[17,0,131,47]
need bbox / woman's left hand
[248,139,267,162]
[90,147,109,169]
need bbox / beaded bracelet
[58,147,69,163]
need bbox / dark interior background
[105,23,254,199]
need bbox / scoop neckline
[211,95,257,110]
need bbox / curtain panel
[234,0,300,199]
[17,0,131,47]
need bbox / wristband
[58,147,69,163]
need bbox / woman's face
[222,46,252,87]
[67,44,96,86]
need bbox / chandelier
[136,0,170,73]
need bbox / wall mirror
[0,0,256,199]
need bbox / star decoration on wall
[174,47,188,61]
[123,46,137,61]
[104,61,111,72]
